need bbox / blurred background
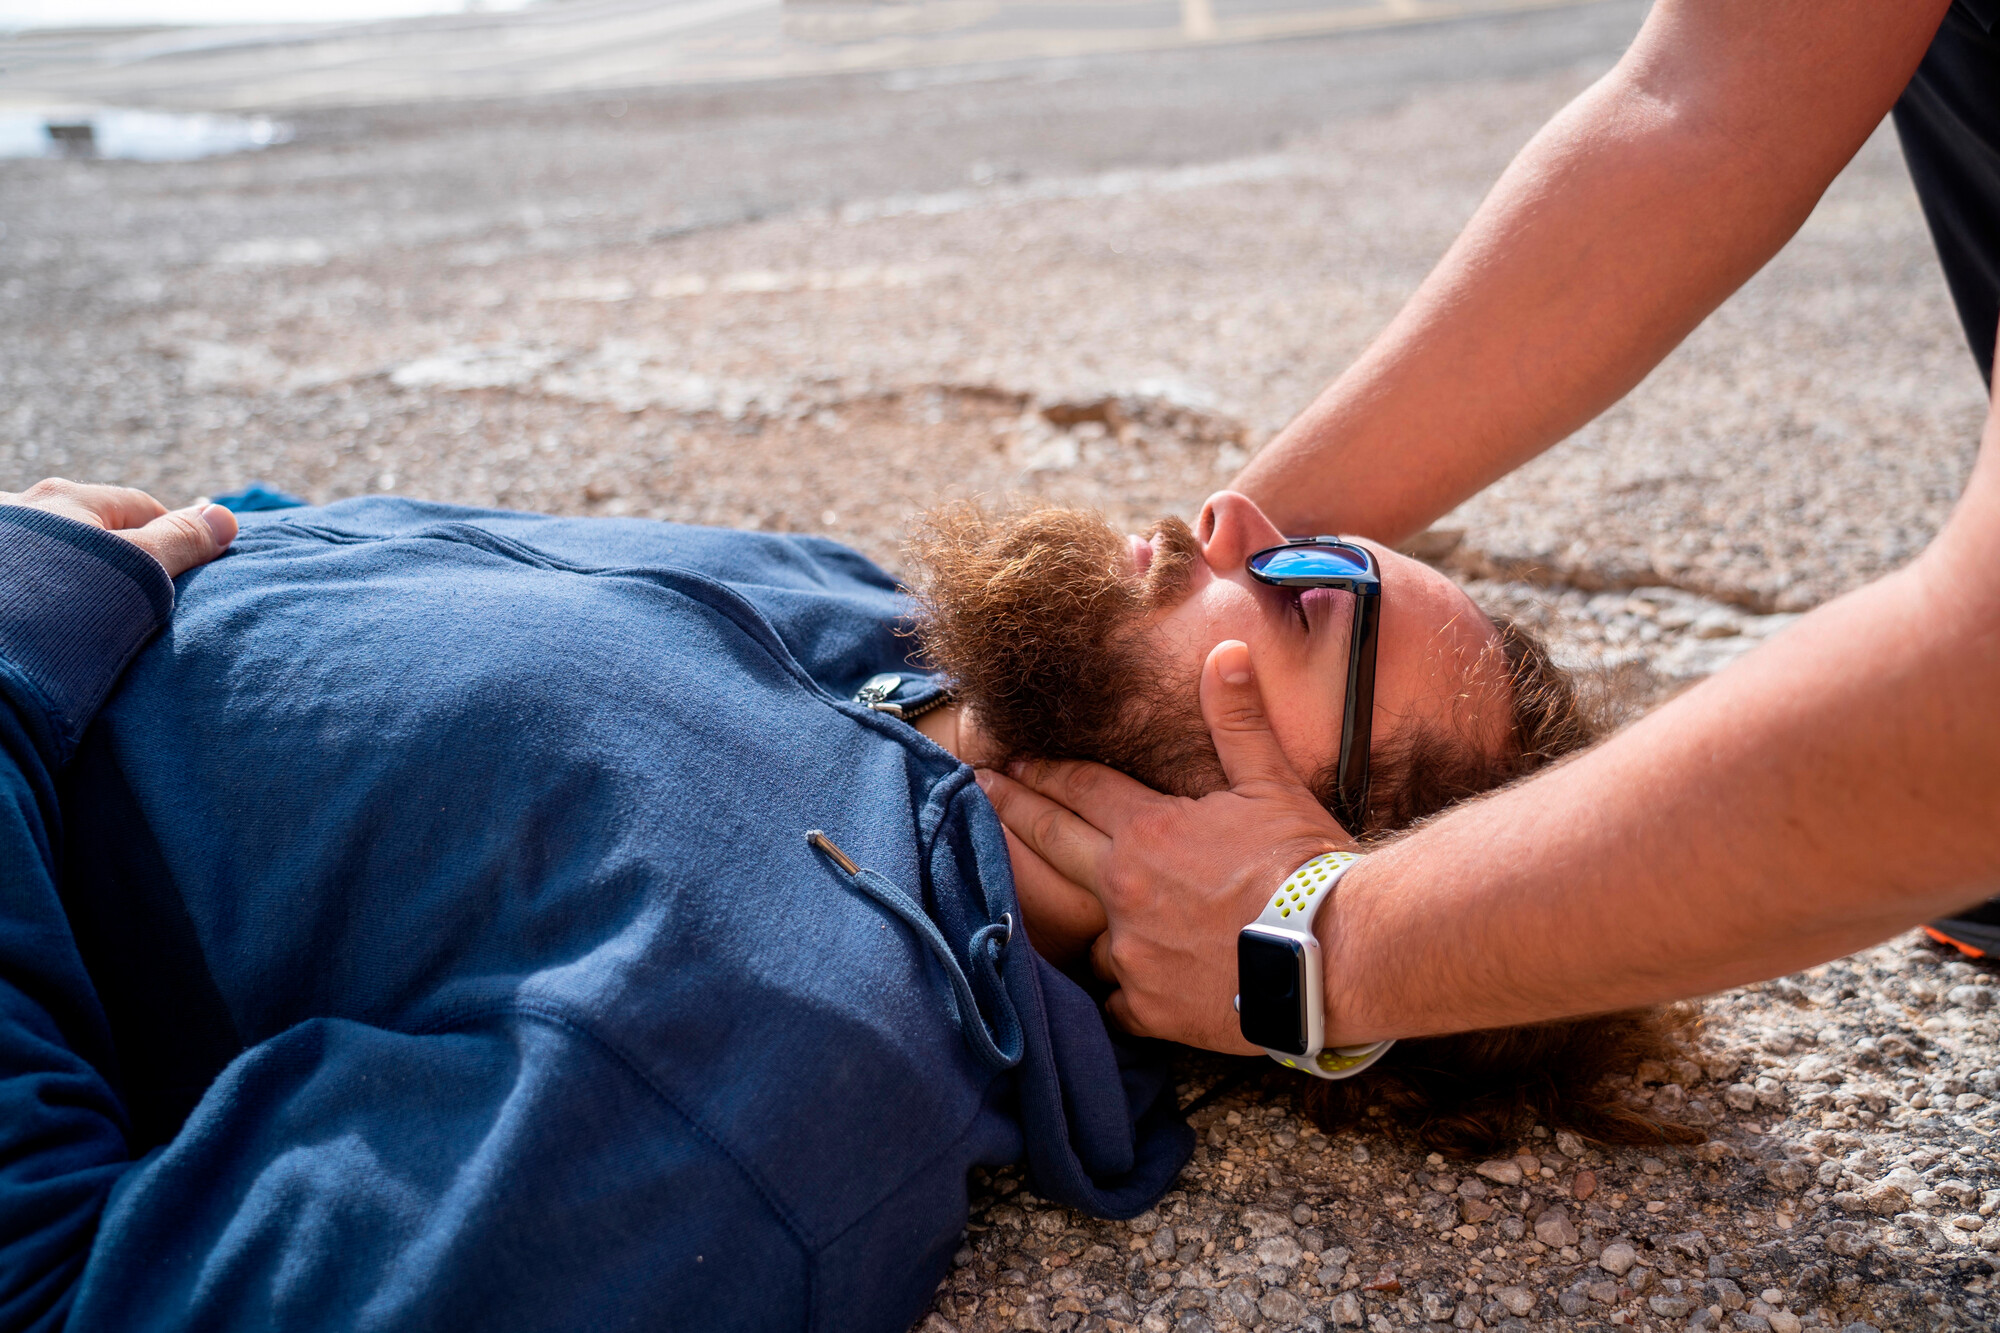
[0,0,1985,702]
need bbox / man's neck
[914,701,982,764]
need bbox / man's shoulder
[238,499,901,596]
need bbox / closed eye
[1290,590,1310,634]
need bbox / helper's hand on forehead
[975,640,1354,1054]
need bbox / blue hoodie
[0,498,1192,1332]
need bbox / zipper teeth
[892,690,952,721]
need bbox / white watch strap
[1254,850,1395,1081]
[1255,849,1359,934]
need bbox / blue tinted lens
[1250,544,1369,579]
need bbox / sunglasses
[1246,537,1381,833]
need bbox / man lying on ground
[0,479,1689,1333]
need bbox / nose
[1197,491,1288,574]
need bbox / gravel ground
[3,14,1995,1330]
[931,933,2000,1333]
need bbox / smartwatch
[1234,851,1394,1080]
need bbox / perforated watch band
[1253,850,1360,933]
[1246,850,1394,1081]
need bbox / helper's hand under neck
[974,641,1353,1054]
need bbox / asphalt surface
[3,3,1996,1329]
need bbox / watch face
[1237,930,1308,1055]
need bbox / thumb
[1200,639,1311,792]
[120,503,237,577]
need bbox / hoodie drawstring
[808,829,1023,1073]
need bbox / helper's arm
[1318,398,2000,1043]
[1234,0,1951,543]
[977,387,2000,1051]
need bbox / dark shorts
[1895,0,2000,384]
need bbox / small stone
[1649,1294,1693,1318]
[1724,1084,1759,1112]
[1258,1288,1307,1325]
[1731,1315,1771,1332]
[1768,1313,1801,1333]
[1947,985,1994,1010]
[1556,1129,1587,1158]
[1290,1203,1315,1226]
[1559,1289,1589,1316]
[1216,1280,1259,1326]
[1574,1170,1598,1200]
[1361,1269,1401,1294]
[1476,1160,1524,1186]
[1130,1210,1162,1235]
[1421,1291,1457,1322]
[1494,1286,1535,1316]
[1708,1278,1744,1311]
[1455,1179,1489,1200]
[1459,1197,1496,1225]
[1172,1314,1215,1333]
[1754,1078,1786,1108]
[1588,1281,1618,1304]
[1011,1299,1050,1331]
[1253,1236,1301,1269]
[1349,1145,1369,1165]
[1667,1230,1710,1259]
[1641,1157,1668,1175]
[1637,1060,1669,1084]
[1329,1291,1364,1326]
[1534,1206,1581,1247]
[1861,1182,1910,1216]
[1764,1161,1809,1193]
[1839,1323,1881,1333]
[1239,1210,1292,1239]
[1151,1226,1177,1259]
[1597,1242,1638,1276]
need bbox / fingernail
[973,769,994,791]
[1008,760,1028,777]
[201,504,235,545]
[1217,640,1252,685]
